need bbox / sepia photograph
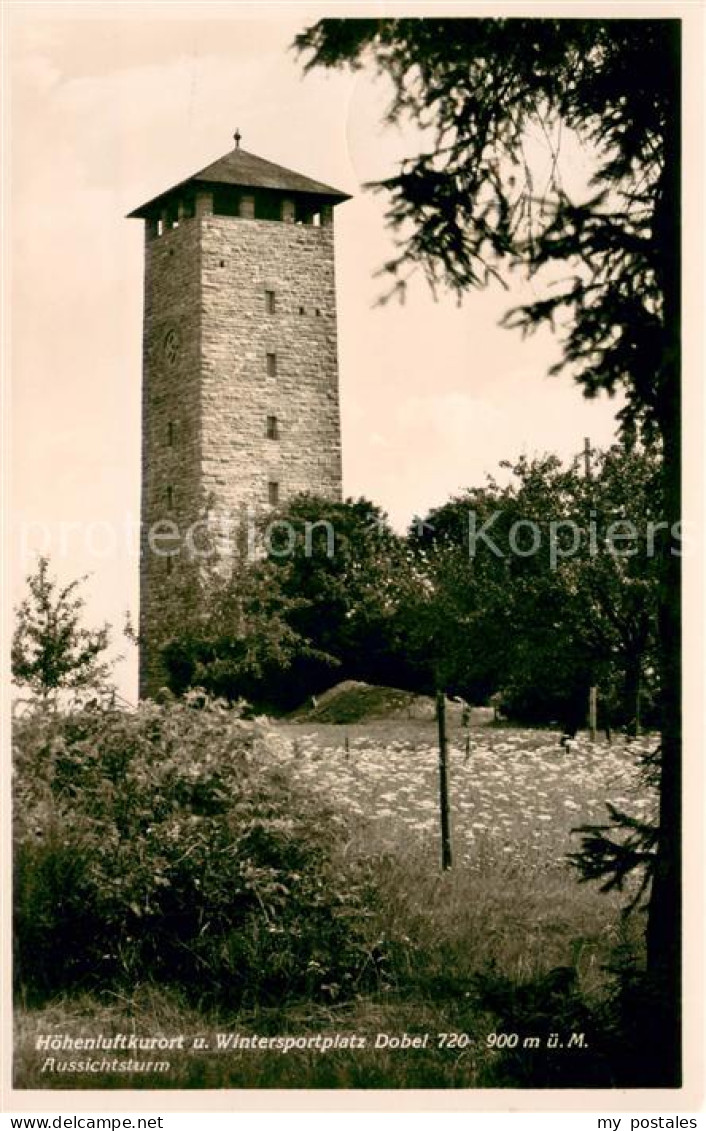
[4,1,703,1110]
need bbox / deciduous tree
[12,557,114,705]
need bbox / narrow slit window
[268,481,280,506]
[266,415,279,440]
[166,485,174,509]
[167,421,175,446]
[265,290,276,314]
[266,353,277,378]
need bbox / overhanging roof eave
[127,176,351,221]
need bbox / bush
[13,698,386,1007]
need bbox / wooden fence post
[589,686,598,743]
[462,701,472,761]
[436,689,453,871]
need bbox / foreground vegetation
[14,699,658,1089]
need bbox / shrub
[13,698,385,1007]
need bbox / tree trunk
[645,28,682,1084]
[645,406,681,1086]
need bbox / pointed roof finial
[233,127,242,150]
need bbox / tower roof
[128,142,351,219]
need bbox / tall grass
[13,709,655,1089]
[14,847,646,1089]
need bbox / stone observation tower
[128,133,350,697]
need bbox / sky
[8,6,628,701]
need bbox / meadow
[14,712,657,1090]
[275,721,655,872]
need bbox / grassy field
[275,720,654,870]
[14,722,655,1090]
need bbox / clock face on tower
[163,327,181,365]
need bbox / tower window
[213,187,240,217]
[167,422,175,446]
[166,485,174,509]
[266,353,277,378]
[255,191,283,221]
[266,415,279,440]
[265,290,276,314]
[268,481,280,506]
[299,305,306,315]
[296,203,323,226]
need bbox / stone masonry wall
[139,221,202,697]
[139,211,343,697]
[199,217,343,529]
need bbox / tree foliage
[161,449,661,727]
[157,554,331,710]
[296,17,679,438]
[410,443,662,730]
[263,494,410,692]
[12,556,114,705]
[158,496,408,710]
